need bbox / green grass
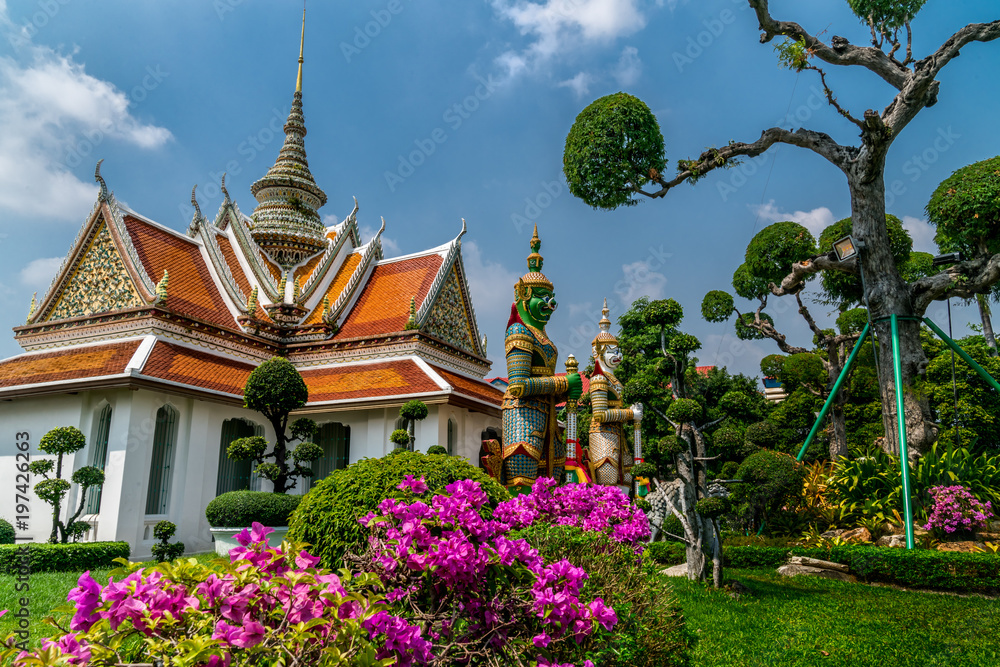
[671,568,1000,667]
[0,552,221,649]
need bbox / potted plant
[205,490,302,555]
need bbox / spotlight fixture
[833,235,858,261]
[932,252,964,267]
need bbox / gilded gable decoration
[423,266,476,353]
[45,221,143,321]
[155,270,169,304]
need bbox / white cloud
[902,215,938,254]
[614,46,642,86]
[20,256,61,293]
[557,71,592,98]
[702,333,769,379]
[461,240,520,322]
[752,200,836,238]
[0,8,172,222]
[614,259,667,304]
[491,0,655,80]
[568,301,594,318]
[359,224,401,256]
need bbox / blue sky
[1,0,998,381]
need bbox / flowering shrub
[1,524,431,666]
[350,476,614,665]
[492,477,651,547]
[923,485,994,535]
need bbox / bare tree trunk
[829,401,849,459]
[675,444,709,582]
[711,519,722,589]
[977,294,997,356]
[848,174,937,457]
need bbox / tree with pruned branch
[564,1,1000,457]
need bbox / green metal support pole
[923,318,1000,394]
[795,324,870,462]
[890,315,915,550]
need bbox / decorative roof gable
[43,220,144,322]
[422,264,478,355]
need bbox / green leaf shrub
[389,428,411,447]
[733,450,807,529]
[150,520,185,563]
[0,519,14,545]
[513,524,690,667]
[644,541,686,566]
[399,399,429,422]
[426,445,449,455]
[287,450,509,569]
[0,542,130,574]
[205,491,303,528]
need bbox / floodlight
[833,235,858,261]
[932,252,964,267]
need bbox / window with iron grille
[215,418,263,496]
[311,422,350,488]
[85,404,113,514]
[145,405,178,515]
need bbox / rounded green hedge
[0,518,14,545]
[205,491,303,528]
[288,450,510,569]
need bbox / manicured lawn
[0,552,222,650]
[670,568,1000,667]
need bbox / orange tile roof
[301,359,440,403]
[303,251,362,325]
[335,254,443,339]
[0,341,140,388]
[258,249,283,283]
[429,365,503,406]
[124,216,238,330]
[217,236,271,322]
[141,341,254,396]
[293,251,324,284]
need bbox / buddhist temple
[0,13,502,558]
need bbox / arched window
[85,404,113,514]
[447,419,456,456]
[312,422,350,488]
[216,418,262,496]
[145,405,178,515]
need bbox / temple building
[0,21,502,558]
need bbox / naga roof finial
[457,218,467,242]
[156,270,169,304]
[27,292,37,323]
[188,185,203,237]
[95,159,108,202]
[220,172,230,203]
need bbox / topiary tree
[150,520,185,563]
[287,450,509,569]
[426,445,449,455]
[398,400,428,451]
[27,426,104,544]
[205,490,303,528]
[565,3,1000,459]
[732,449,808,533]
[227,356,321,494]
[0,518,14,545]
[389,429,411,451]
[927,155,1000,356]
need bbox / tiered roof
[4,16,501,414]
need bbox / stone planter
[209,526,289,556]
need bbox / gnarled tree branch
[769,252,858,297]
[910,253,1000,314]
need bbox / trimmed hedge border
[645,543,1000,594]
[205,491,303,529]
[0,542,131,574]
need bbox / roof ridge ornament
[220,172,230,204]
[95,159,108,202]
[188,185,203,237]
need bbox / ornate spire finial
[156,270,169,304]
[514,224,553,299]
[296,1,306,93]
[249,2,328,268]
[95,159,108,202]
[247,285,258,313]
[599,298,611,332]
[526,224,544,274]
[405,296,418,330]
[27,292,37,323]
[220,172,230,203]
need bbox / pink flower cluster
[493,477,651,546]
[18,523,431,666]
[358,477,618,663]
[922,485,994,534]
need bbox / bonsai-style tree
[28,426,104,544]
[398,399,428,450]
[927,155,1000,356]
[564,4,1000,457]
[227,356,322,494]
[617,297,768,585]
[701,216,931,457]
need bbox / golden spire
[296,2,305,93]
